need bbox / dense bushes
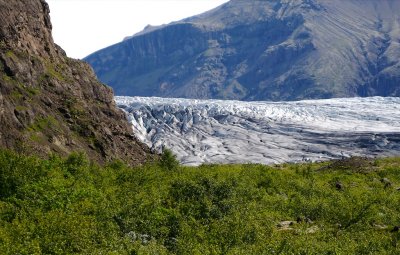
[0,150,400,254]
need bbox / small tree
[159,148,179,171]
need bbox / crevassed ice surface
[116,96,400,166]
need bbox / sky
[47,0,229,59]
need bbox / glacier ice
[116,96,400,166]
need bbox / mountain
[0,0,152,165]
[117,96,400,165]
[85,0,400,101]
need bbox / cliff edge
[0,0,153,165]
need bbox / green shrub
[0,150,399,254]
[159,148,179,171]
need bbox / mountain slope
[85,0,400,101]
[0,0,152,165]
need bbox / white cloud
[47,0,229,59]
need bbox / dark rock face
[0,0,153,165]
[85,0,400,101]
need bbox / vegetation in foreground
[0,149,400,254]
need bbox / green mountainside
[1,150,399,254]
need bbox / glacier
[116,96,400,166]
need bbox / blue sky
[47,0,229,59]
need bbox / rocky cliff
[85,0,400,101]
[0,0,152,165]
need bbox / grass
[0,150,399,254]
[26,116,60,133]
[14,105,28,112]
[3,72,41,99]
[45,64,65,81]
[5,50,16,59]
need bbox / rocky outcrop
[85,0,400,101]
[0,0,153,165]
